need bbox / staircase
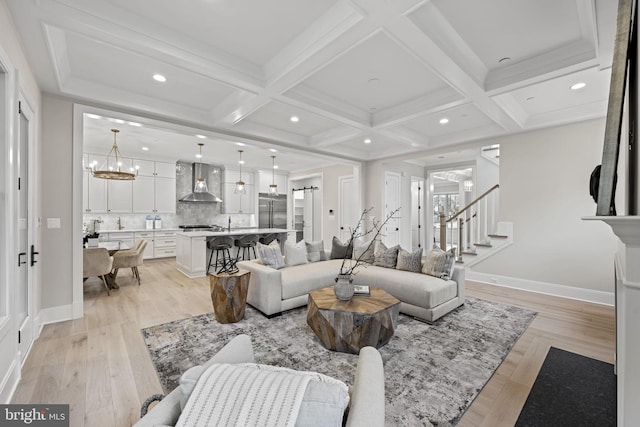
[439,184,512,267]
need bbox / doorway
[383,171,401,247]
[16,94,37,362]
[426,166,474,250]
[291,175,322,243]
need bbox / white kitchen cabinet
[132,176,155,213]
[107,180,133,213]
[154,231,176,258]
[154,161,176,178]
[132,159,155,176]
[84,170,108,213]
[222,169,255,214]
[258,171,288,194]
[134,231,155,259]
[132,175,176,214]
[155,177,176,213]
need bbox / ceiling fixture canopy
[235,150,246,194]
[91,129,137,180]
[269,155,278,195]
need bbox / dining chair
[112,239,148,286]
[83,248,114,295]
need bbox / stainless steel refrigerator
[258,193,287,229]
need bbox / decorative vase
[334,274,355,301]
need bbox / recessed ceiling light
[236,142,246,147]
[141,147,149,151]
[128,122,142,127]
[153,74,167,82]
[439,118,449,125]
[269,148,278,153]
[498,57,511,64]
[290,116,299,123]
[86,114,102,120]
[195,134,207,139]
[273,165,279,169]
[364,138,372,144]
[571,82,586,90]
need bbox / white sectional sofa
[237,258,465,323]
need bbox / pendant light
[91,129,137,180]
[235,150,246,194]
[194,143,208,193]
[269,155,278,195]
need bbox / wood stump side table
[307,286,400,354]
[209,270,250,323]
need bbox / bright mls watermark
[0,405,69,426]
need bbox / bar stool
[207,236,234,274]
[234,234,258,262]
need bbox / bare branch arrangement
[338,206,402,277]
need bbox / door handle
[340,226,344,230]
[18,252,27,266]
[395,227,399,231]
[31,245,39,266]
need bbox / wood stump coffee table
[209,270,250,323]
[307,286,400,354]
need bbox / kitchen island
[175,228,288,278]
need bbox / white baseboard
[0,358,19,404]
[38,304,75,326]
[466,270,615,306]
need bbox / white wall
[475,149,499,194]
[472,118,621,294]
[41,95,74,309]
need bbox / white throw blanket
[176,363,313,427]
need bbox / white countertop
[97,228,181,233]
[175,228,290,238]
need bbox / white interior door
[303,189,313,241]
[411,178,424,252]
[338,176,355,242]
[17,97,35,361]
[384,171,401,246]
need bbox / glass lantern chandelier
[269,155,278,195]
[235,149,246,194]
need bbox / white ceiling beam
[484,40,597,93]
[372,87,465,128]
[310,127,364,147]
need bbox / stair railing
[439,184,500,263]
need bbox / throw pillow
[422,245,456,280]
[284,240,309,267]
[373,241,400,268]
[305,240,327,263]
[396,248,423,273]
[330,236,353,259]
[352,238,375,264]
[256,241,285,270]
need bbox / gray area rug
[142,297,536,426]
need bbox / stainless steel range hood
[179,162,222,203]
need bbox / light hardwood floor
[12,259,615,426]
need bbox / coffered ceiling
[7,0,617,169]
